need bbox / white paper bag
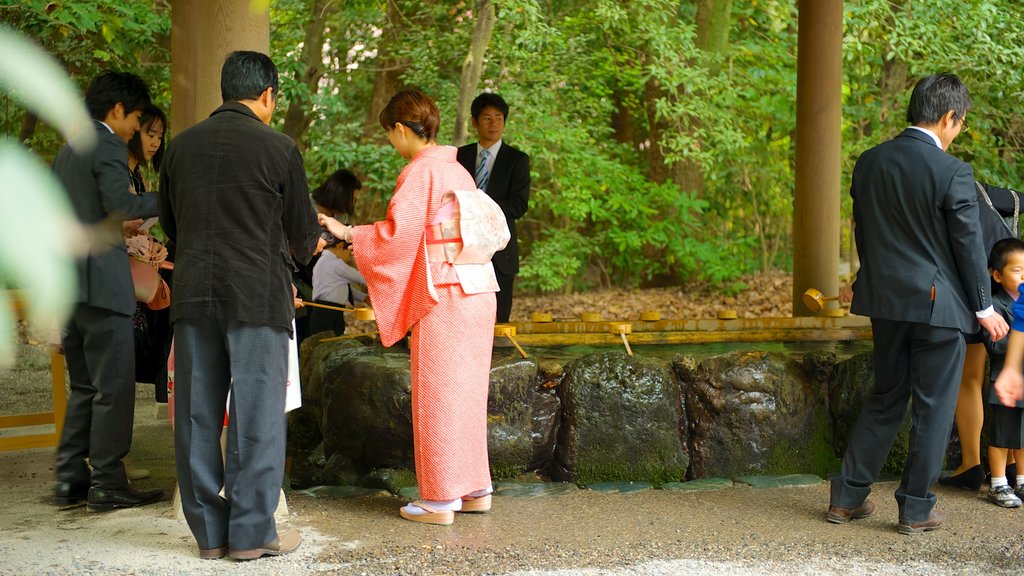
[285,321,302,413]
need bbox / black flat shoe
[938,464,983,491]
[86,486,164,512]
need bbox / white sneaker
[987,485,1022,508]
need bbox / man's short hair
[84,71,151,121]
[471,93,510,120]
[221,51,279,102]
[906,74,971,125]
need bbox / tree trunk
[281,0,338,150]
[643,75,669,184]
[18,111,37,146]
[876,0,909,128]
[453,0,497,147]
[695,0,733,58]
[676,0,733,196]
[362,0,410,141]
[644,1,732,195]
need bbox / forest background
[3,0,1024,298]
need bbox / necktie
[475,149,490,190]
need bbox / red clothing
[351,145,495,500]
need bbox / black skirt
[988,403,1024,449]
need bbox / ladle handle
[301,301,352,313]
[620,333,633,357]
[508,335,529,359]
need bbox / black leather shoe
[937,465,983,491]
[54,482,89,506]
[86,486,164,512]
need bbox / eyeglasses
[959,119,969,133]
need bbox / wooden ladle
[495,323,528,358]
[608,322,633,357]
[801,288,839,312]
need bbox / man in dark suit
[827,74,1008,534]
[159,51,323,561]
[458,93,530,323]
[52,72,164,512]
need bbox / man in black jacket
[457,93,530,322]
[827,74,1008,534]
[52,71,163,512]
[159,51,323,560]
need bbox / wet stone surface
[659,478,734,492]
[734,474,824,489]
[584,481,654,494]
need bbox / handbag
[147,277,171,310]
[129,257,160,303]
[976,182,1021,256]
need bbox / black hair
[312,169,361,216]
[126,104,167,170]
[470,92,510,121]
[989,237,1024,272]
[906,74,971,125]
[220,51,279,102]
[84,71,151,121]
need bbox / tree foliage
[5,0,1024,294]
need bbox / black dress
[130,169,172,401]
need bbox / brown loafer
[826,498,876,524]
[199,546,227,560]
[228,527,301,561]
[898,510,945,535]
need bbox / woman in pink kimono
[319,90,496,525]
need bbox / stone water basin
[291,316,892,492]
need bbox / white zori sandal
[399,500,457,525]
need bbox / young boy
[981,237,1024,507]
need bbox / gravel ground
[3,337,1023,576]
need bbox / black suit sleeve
[946,164,990,312]
[282,145,321,266]
[497,151,530,219]
[94,135,158,220]
[158,159,176,247]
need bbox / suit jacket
[850,128,990,333]
[457,141,530,275]
[52,122,158,315]
[159,103,321,332]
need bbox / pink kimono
[351,145,495,501]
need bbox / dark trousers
[831,319,964,522]
[56,304,134,490]
[305,299,346,340]
[173,318,288,550]
[495,269,515,323]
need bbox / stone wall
[290,338,907,489]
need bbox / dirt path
[1,385,1022,575]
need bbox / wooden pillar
[170,0,198,136]
[792,0,843,316]
[171,0,269,134]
